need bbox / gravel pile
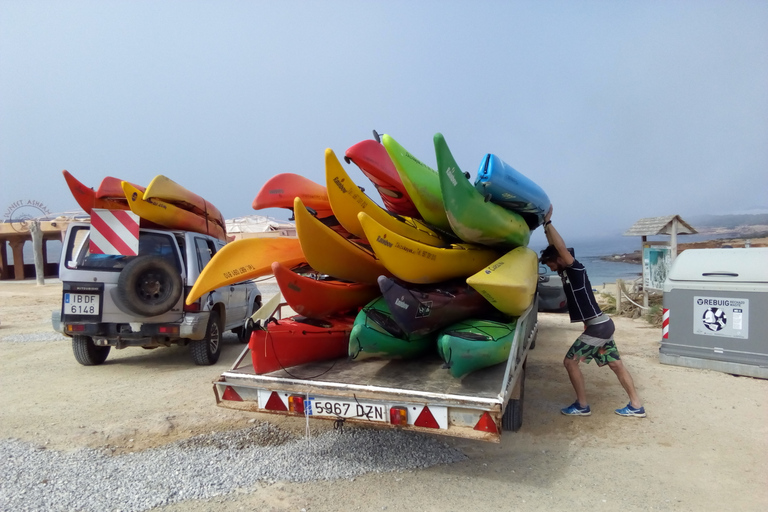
[1,423,467,511]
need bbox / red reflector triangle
[222,386,242,402]
[264,391,287,411]
[473,412,498,433]
[414,406,439,429]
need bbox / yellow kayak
[466,246,539,316]
[357,212,501,284]
[143,174,226,230]
[122,182,227,241]
[294,197,390,285]
[325,148,449,247]
[185,237,305,304]
[381,134,453,234]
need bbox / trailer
[213,297,538,442]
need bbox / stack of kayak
[186,131,549,378]
[63,171,229,241]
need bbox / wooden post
[30,220,45,285]
[670,216,679,261]
[616,279,623,313]
[9,238,25,280]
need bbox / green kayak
[381,133,454,234]
[349,295,437,361]
[434,133,530,249]
[437,316,518,379]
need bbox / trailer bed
[215,300,538,442]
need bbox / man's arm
[543,206,574,266]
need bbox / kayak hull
[358,211,500,284]
[377,276,491,336]
[272,261,379,319]
[466,247,539,316]
[349,296,436,360]
[438,317,518,379]
[344,138,421,218]
[434,133,531,249]
[474,154,551,230]
[249,314,354,374]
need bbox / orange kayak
[249,312,354,374]
[253,173,334,219]
[272,261,379,319]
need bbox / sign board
[89,209,140,256]
[642,246,671,291]
[692,296,749,339]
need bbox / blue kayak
[474,154,550,229]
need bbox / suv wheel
[116,255,183,317]
[72,335,110,366]
[191,311,222,365]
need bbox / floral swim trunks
[565,317,621,367]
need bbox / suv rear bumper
[52,311,210,344]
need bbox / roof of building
[623,215,698,236]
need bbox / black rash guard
[558,258,603,323]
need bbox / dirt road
[1,279,766,511]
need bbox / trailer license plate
[64,293,100,315]
[306,398,387,423]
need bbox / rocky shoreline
[601,234,768,264]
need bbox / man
[540,207,646,418]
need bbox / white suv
[52,223,261,366]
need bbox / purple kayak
[377,276,492,336]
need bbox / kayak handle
[702,272,739,277]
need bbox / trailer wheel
[72,335,110,366]
[502,366,525,431]
[191,311,222,365]
[116,255,182,317]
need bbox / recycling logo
[702,307,727,332]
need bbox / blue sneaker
[615,403,646,418]
[561,401,591,416]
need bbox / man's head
[539,245,574,272]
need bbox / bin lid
[667,248,768,283]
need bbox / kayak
[272,261,379,319]
[249,313,354,374]
[326,147,449,247]
[381,133,453,234]
[143,175,226,231]
[344,137,421,218]
[252,172,335,219]
[377,276,492,336]
[358,211,501,284]
[294,197,390,285]
[434,133,530,249]
[185,237,305,304]
[348,295,437,361]
[466,246,539,316]
[437,316,518,379]
[122,181,228,241]
[63,170,137,213]
[474,153,551,230]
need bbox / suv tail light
[183,286,201,312]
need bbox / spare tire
[116,255,183,317]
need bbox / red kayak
[272,261,380,319]
[344,137,421,218]
[249,313,354,374]
[253,173,335,219]
[63,170,146,213]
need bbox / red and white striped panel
[662,308,670,339]
[89,209,140,256]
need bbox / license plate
[64,293,100,315]
[306,398,387,423]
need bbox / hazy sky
[1,1,766,246]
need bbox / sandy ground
[1,279,767,511]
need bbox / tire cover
[116,255,183,317]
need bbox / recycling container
[660,247,768,378]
